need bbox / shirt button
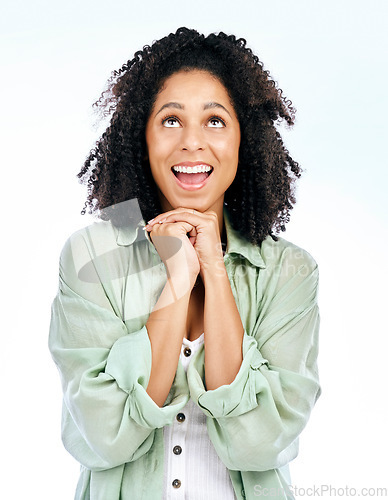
[176,413,186,423]
[183,347,191,357]
[173,445,182,455]
[172,479,181,488]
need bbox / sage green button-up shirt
[49,211,320,500]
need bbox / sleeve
[187,244,321,472]
[49,230,189,471]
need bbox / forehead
[155,70,232,103]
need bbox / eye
[162,115,180,128]
[207,115,226,128]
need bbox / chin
[163,196,208,213]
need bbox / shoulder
[56,221,135,311]
[60,220,118,266]
[260,236,318,278]
[257,237,319,308]
[58,220,122,287]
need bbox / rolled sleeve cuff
[187,332,269,418]
[105,326,189,428]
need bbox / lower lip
[172,170,213,191]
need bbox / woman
[49,27,321,500]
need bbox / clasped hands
[144,208,225,286]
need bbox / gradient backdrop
[2,0,387,498]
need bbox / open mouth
[171,165,213,185]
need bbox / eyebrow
[155,101,232,117]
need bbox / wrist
[167,269,197,295]
[201,259,228,284]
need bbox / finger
[148,220,195,236]
[149,222,198,250]
[154,211,211,225]
[187,225,197,246]
[147,207,191,226]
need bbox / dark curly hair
[78,27,302,244]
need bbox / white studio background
[1,0,387,498]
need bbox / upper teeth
[172,165,212,174]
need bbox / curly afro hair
[78,27,302,244]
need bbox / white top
[163,334,237,499]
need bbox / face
[145,70,241,216]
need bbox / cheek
[213,131,240,158]
[148,131,176,163]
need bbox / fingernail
[147,218,155,224]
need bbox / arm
[145,270,193,407]
[202,265,244,390]
[49,226,190,471]
[143,216,200,406]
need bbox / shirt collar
[115,209,266,269]
[224,210,266,269]
[116,220,146,246]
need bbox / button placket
[165,335,204,498]
[168,406,186,497]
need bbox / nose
[180,123,206,152]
